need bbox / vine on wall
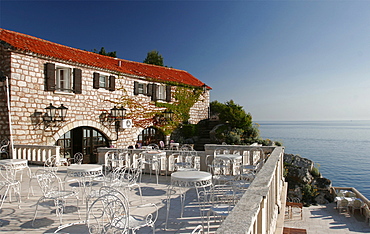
[155,86,203,135]
[103,76,203,135]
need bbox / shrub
[311,167,320,178]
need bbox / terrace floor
[2,165,370,234]
[284,203,370,234]
[0,165,216,234]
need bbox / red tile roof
[0,28,210,89]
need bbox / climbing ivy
[105,75,203,136]
[155,86,203,135]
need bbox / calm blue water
[257,120,370,199]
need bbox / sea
[257,120,370,199]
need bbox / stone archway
[51,120,113,163]
[50,120,113,143]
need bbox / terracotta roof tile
[0,28,210,89]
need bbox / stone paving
[284,203,370,234]
[0,165,214,234]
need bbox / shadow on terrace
[0,144,285,233]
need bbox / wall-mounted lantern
[162,109,174,122]
[43,103,68,125]
[109,106,126,121]
[100,106,127,141]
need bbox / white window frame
[157,85,166,100]
[55,63,73,93]
[138,83,145,94]
[99,74,108,88]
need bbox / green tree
[143,50,164,66]
[210,100,260,144]
[92,47,117,58]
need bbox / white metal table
[0,159,30,181]
[165,171,212,229]
[65,164,103,202]
[214,154,242,161]
[215,154,243,175]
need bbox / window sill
[54,91,75,96]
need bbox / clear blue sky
[2,0,370,121]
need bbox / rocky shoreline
[284,153,334,205]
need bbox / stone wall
[0,49,210,148]
[0,48,11,139]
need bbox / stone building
[0,28,210,163]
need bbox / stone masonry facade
[0,48,210,149]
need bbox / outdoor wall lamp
[109,106,126,121]
[100,106,127,141]
[162,110,174,122]
[154,109,174,126]
[43,103,68,122]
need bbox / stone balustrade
[12,144,60,164]
[213,145,286,234]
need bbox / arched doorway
[56,126,109,163]
[137,126,165,147]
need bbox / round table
[67,164,103,178]
[0,159,30,180]
[214,154,242,160]
[66,164,103,203]
[165,171,212,229]
[171,171,212,187]
[0,159,28,169]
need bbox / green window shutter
[93,72,99,89]
[73,68,82,94]
[45,63,55,91]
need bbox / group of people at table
[0,146,263,233]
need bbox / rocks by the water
[284,153,334,205]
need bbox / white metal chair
[28,155,60,198]
[32,169,80,226]
[0,139,10,159]
[180,144,194,151]
[142,152,160,184]
[191,224,204,234]
[88,186,158,234]
[207,184,235,233]
[87,193,129,233]
[363,205,370,226]
[210,157,235,184]
[337,199,349,213]
[105,151,127,172]
[350,199,363,214]
[71,152,83,165]
[0,165,21,209]
[174,153,199,171]
[107,158,144,203]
